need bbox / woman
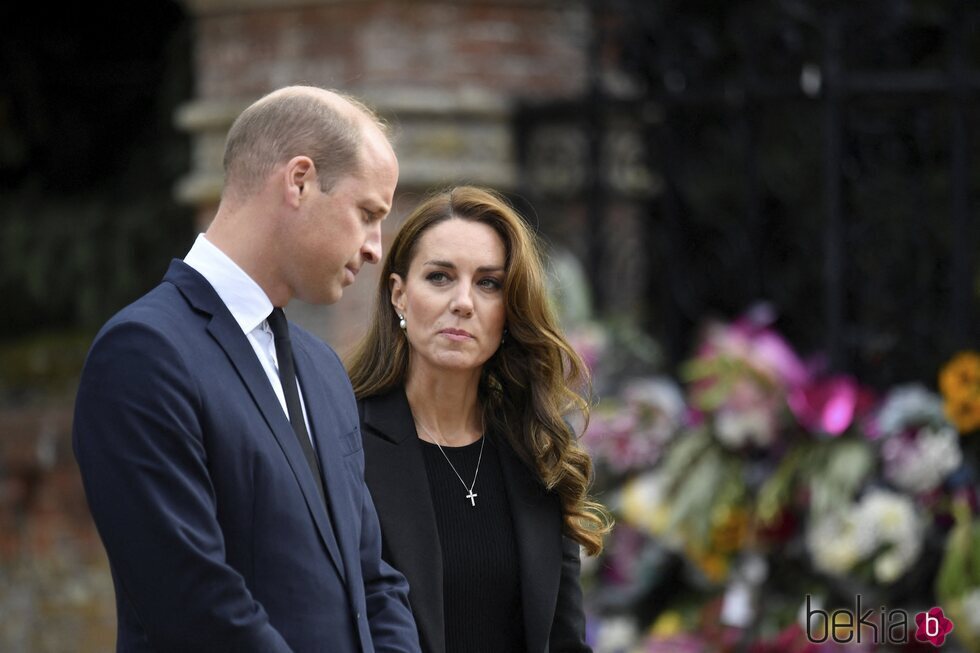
[346,186,610,653]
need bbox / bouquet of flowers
[577,306,979,653]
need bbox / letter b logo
[915,607,954,647]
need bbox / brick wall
[176,0,593,354]
[0,400,115,653]
[191,1,588,100]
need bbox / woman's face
[391,218,507,377]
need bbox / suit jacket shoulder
[74,260,418,652]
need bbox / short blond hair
[222,86,388,200]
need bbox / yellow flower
[939,352,980,434]
[685,543,730,583]
[940,351,980,402]
[710,506,751,553]
[650,611,684,638]
[945,397,980,434]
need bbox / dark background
[0,2,193,340]
[2,0,978,391]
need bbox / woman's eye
[478,278,502,290]
[426,272,449,283]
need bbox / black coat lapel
[360,389,445,653]
[499,442,563,653]
[165,260,346,583]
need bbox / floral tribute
[576,308,980,653]
[940,351,980,434]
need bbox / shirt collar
[183,233,273,335]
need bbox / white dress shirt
[183,233,313,442]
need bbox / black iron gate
[515,0,980,388]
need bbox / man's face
[285,131,398,305]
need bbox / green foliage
[803,437,876,518]
[0,190,193,337]
[936,499,980,601]
[0,330,92,402]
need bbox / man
[73,86,420,652]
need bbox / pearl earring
[398,314,406,330]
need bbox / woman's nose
[450,286,474,316]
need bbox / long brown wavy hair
[346,186,611,555]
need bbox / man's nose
[362,224,382,264]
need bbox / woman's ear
[389,273,406,313]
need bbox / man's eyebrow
[363,205,388,220]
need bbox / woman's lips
[439,328,474,340]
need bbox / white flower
[962,589,980,636]
[806,510,877,576]
[873,546,917,584]
[883,425,963,493]
[855,490,923,582]
[623,376,686,443]
[876,384,946,435]
[616,471,681,547]
[857,489,922,545]
[715,407,777,448]
[592,615,639,653]
[807,490,923,583]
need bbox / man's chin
[295,286,342,306]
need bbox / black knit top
[419,436,526,652]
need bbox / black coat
[358,388,592,653]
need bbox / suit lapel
[499,442,562,653]
[165,261,346,583]
[361,389,446,653]
[293,340,353,582]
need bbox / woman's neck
[404,367,483,447]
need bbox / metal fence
[515,0,979,387]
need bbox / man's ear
[284,156,315,207]
[390,273,406,313]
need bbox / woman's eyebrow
[422,260,504,274]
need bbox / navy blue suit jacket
[73,260,420,653]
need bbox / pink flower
[688,308,809,418]
[788,375,875,436]
[725,305,809,389]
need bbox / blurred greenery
[0,330,92,404]
[0,1,194,341]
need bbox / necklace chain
[415,422,485,507]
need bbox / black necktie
[267,308,327,507]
